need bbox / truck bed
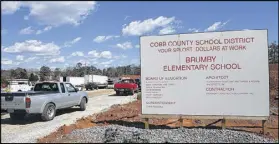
[114,83,134,89]
[1,91,59,96]
[1,91,59,110]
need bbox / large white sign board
[140,30,269,117]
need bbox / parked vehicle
[60,77,85,90]
[1,81,88,121]
[114,79,138,95]
[85,82,98,90]
[107,80,114,89]
[84,75,108,89]
[6,79,32,92]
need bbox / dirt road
[86,89,115,97]
[1,89,137,143]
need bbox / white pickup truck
[1,82,89,121]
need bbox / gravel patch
[66,125,275,143]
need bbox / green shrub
[137,92,141,100]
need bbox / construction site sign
[140,30,269,117]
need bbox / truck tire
[41,103,56,121]
[79,98,87,111]
[116,91,120,96]
[9,113,25,120]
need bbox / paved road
[1,90,137,143]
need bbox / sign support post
[179,115,183,128]
[262,120,266,135]
[144,118,149,129]
[222,118,226,129]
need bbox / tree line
[268,42,278,64]
[1,63,140,86]
[1,42,278,86]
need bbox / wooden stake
[262,120,266,135]
[179,116,183,128]
[144,118,149,129]
[222,119,226,129]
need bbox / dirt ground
[38,99,278,143]
[38,64,278,143]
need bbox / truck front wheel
[41,103,56,121]
[79,97,87,111]
[10,113,26,120]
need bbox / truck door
[65,83,79,106]
[58,83,70,108]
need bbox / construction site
[37,64,278,143]
[1,2,278,143]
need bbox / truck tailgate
[114,83,133,89]
[1,93,26,110]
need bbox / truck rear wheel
[116,91,120,96]
[41,103,56,121]
[79,97,87,111]
[9,113,26,120]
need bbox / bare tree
[39,66,52,81]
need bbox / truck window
[34,83,59,92]
[121,79,133,83]
[65,83,76,93]
[60,83,66,93]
